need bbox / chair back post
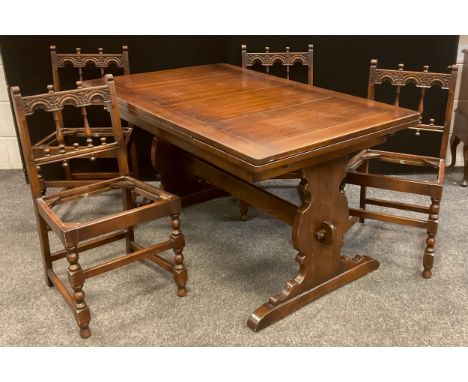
[10,86,43,199]
[122,45,130,75]
[105,74,129,176]
[50,46,66,129]
[50,46,61,91]
[307,44,314,85]
[241,44,247,69]
[367,59,378,100]
[439,64,459,159]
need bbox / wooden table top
[104,64,419,169]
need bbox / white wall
[0,49,22,169]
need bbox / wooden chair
[239,44,314,219]
[37,45,139,193]
[345,59,458,278]
[11,75,188,338]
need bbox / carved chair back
[50,45,130,90]
[46,45,137,181]
[367,59,458,159]
[11,74,129,199]
[241,44,314,85]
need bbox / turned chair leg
[170,214,187,297]
[448,135,460,168]
[66,248,91,338]
[358,161,369,223]
[150,136,162,181]
[121,188,136,253]
[422,198,439,279]
[129,137,140,179]
[37,214,54,287]
[239,200,249,221]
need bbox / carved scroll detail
[56,54,126,68]
[374,69,451,89]
[21,86,111,115]
[246,52,310,67]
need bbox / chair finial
[10,86,21,96]
[423,65,429,72]
[76,81,83,89]
[265,46,270,53]
[47,85,54,93]
[398,63,404,71]
[50,45,56,53]
[285,46,290,53]
[370,59,378,66]
[98,48,103,54]
[76,47,81,54]
[105,74,114,83]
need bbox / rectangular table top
[106,64,419,171]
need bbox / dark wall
[0,35,459,177]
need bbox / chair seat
[36,176,180,247]
[347,149,442,172]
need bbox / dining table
[87,63,420,331]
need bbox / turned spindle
[36,165,43,179]
[171,214,187,297]
[265,47,270,74]
[65,249,91,338]
[394,63,404,106]
[75,49,84,82]
[98,48,105,77]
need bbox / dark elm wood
[45,45,139,190]
[345,59,458,278]
[90,64,419,331]
[11,75,187,339]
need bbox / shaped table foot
[248,156,379,332]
